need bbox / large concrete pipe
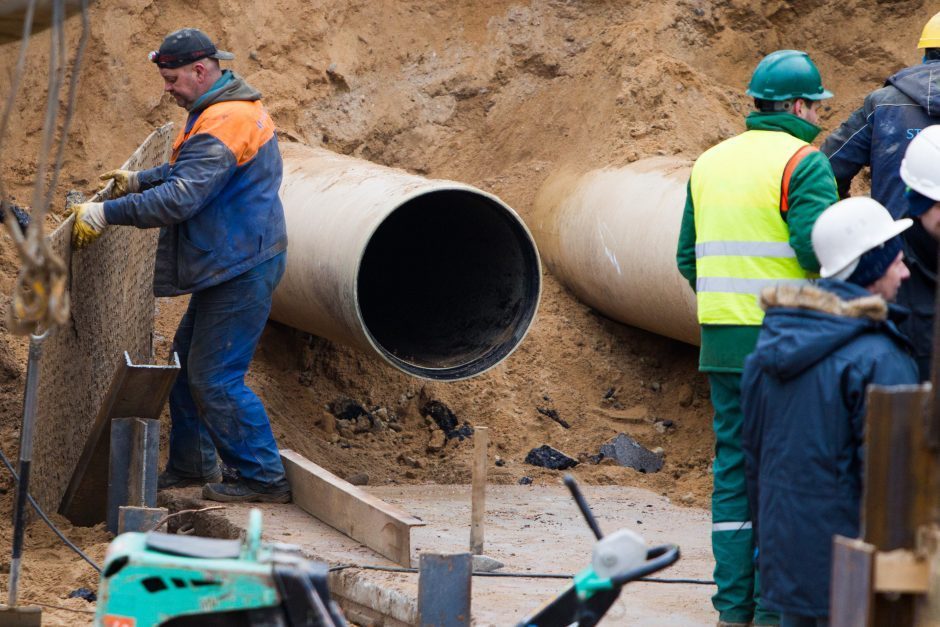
[1,1,88,45]
[271,142,542,381]
[530,158,699,345]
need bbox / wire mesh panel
[31,123,174,514]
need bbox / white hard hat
[901,125,940,201]
[812,197,912,279]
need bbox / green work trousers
[709,372,778,625]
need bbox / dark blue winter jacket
[821,61,940,216]
[741,279,918,618]
[821,63,940,379]
[103,71,287,296]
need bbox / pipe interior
[357,189,540,380]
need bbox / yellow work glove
[98,169,139,198]
[70,201,107,250]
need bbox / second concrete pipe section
[271,142,542,381]
[530,157,699,345]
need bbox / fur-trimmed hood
[749,279,910,381]
[760,283,888,321]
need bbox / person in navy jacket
[742,197,919,626]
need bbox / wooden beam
[875,550,928,594]
[281,450,425,567]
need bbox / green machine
[94,509,346,627]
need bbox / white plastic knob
[591,528,647,580]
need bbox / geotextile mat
[30,123,174,515]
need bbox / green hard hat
[746,50,833,101]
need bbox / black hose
[327,563,714,585]
[0,444,102,573]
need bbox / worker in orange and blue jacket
[70,28,290,504]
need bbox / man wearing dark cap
[69,28,290,503]
[741,197,918,625]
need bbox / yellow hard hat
[918,12,940,49]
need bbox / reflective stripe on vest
[690,130,812,326]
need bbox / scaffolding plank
[281,449,425,567]
[59,353,178,526]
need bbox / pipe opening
[357,189,541,380]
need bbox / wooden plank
[281,449,425,567]
[875,550,928,594]
[470,426,488,555]
[830,535,874,627]
[59,352,179,526]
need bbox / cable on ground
[20,599,95,615]
[328,563,715,585]
[0,445,101,573]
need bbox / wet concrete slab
[162,484,714,626]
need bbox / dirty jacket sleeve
[784,151,839,274]
[103,135,237,228]
[135,163,171,192]
[676,181,697,290]
[820,97,874,199]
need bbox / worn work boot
[158,468,223,491]
[202,480,291,504]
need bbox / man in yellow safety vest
[675,49,840,627]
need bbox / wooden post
[470,426,489,556]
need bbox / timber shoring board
[31,123,174,514]
[60,354,178,526]
[281,450,426,567]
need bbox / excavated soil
[0,0,933,623]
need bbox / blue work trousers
[167,252,287,489]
